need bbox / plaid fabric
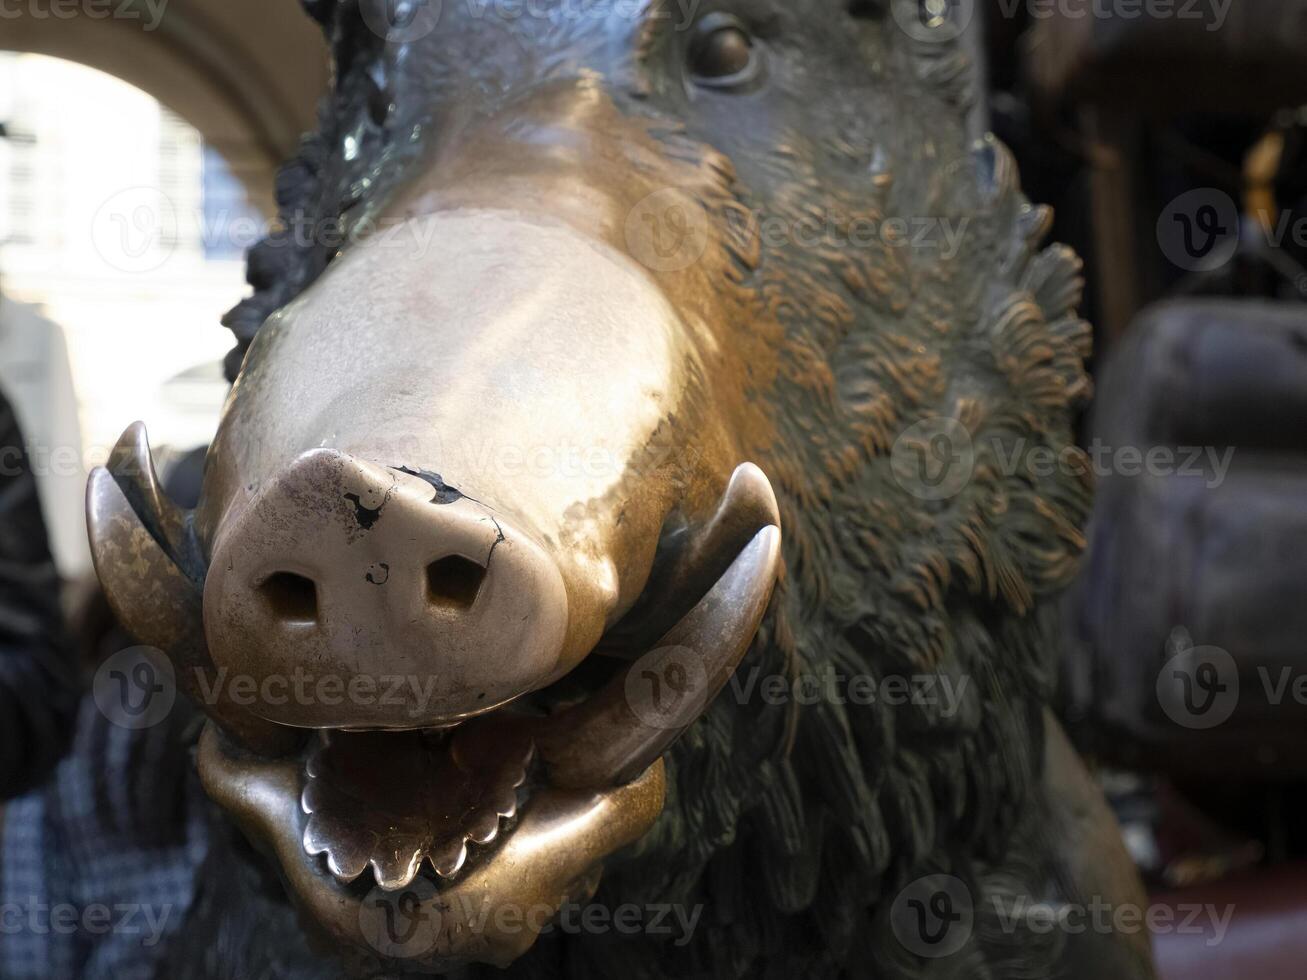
[0,692,207,980]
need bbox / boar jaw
[196,519,779,971]
[198,725,666,971]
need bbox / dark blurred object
[0,445,212,976]
[1066,298,1307,976]
[989,0,1307,351]
[0,385,77,799]
[994,6,1307,972]
[1103,769,1263,890]
[1025,0,1307,117]
[1064,300,1307,778]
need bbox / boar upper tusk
[104,421,193,570]
[87,463,204,654]
[604,462,780,654]
[88,424,300,756]
[538,521,781,790]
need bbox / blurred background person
[0,373,75,799]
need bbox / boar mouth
[197,721,668,969]
[300,726,533,888]
[87,424,781,971]
[195,513,779,969]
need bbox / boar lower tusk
[539,522,781,790]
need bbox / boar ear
[539,520,781,790]
[87,423,202,651]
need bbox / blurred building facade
[0,52,262,578]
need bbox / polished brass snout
[203,450,569,729]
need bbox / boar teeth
[301,728,531,890]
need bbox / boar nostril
[259,572,319,625]
[426,555,486,609]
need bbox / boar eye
[687,14,761,89]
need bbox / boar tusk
[104,421,193,570]
[88,424,300,756]
[88,422,204,652]
[538,522,781,790]
[605,462,780,654]
[87,463,204,654]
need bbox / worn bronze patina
[87,1,1154,978]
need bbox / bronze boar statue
[86,0,1155,977]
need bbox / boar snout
[202,450,568,729]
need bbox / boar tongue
[301,725,533,891]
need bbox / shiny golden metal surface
[90,408,779,969]
[199,209,738,689]
[203,450,571,729]
[87,424,300,756]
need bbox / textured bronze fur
[179,1,1155,977]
